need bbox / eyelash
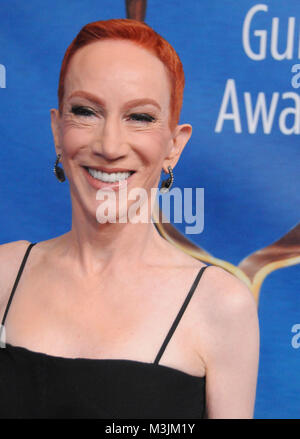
[71,106,95,117]
[128,113,155,123]
[70,106,156,123]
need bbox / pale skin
[0,40,259,418]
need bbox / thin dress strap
[154,265,209,365]
[1,242,37,327]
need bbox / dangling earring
[159,166,174,193]
[53,153,65,182]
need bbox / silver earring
[159,166,174,193]
[53,153,65,182]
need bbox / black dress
[0,242,208,419]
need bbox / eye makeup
[128,113,156,123]
[70,105,96,117]
[70,105,157,123]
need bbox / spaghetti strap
[154,265,209,365]
[1,242,37,327]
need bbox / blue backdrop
[0,0,299,419]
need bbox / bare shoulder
[0,240,32,310]
[194,266,259,418]
[199,265,258,321]
[0,240,32,266]
[166,241,257,324]
[193,265,259,361]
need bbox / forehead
[64,39,171,107]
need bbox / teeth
[87,168,132,183]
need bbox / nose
[91,114,127,160]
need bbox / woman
[0,19,259,419]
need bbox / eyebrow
[67,91,161,111]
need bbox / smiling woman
[0,19,259,419]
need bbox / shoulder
[204,265,256,303]
[195,265,259,357]
[200,265,258,325]
[0,240,32,310]
[0,240,32,267]
[195,266,259,418]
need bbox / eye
[129,113,155,123]
[71,105,95,117]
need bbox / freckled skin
[50,40,190,223]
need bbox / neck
[63,198,166,277]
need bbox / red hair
[58,19,185,129]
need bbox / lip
[82,166,135,191]
[82,165,134,173]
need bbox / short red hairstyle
[58,19,185,129]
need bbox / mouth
[82,166,136,189]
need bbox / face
[51,39,191,223]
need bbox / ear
[162,123,192,171]
[50,108,62,156]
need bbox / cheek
[132,129,170,165]
[61,123,95,157]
